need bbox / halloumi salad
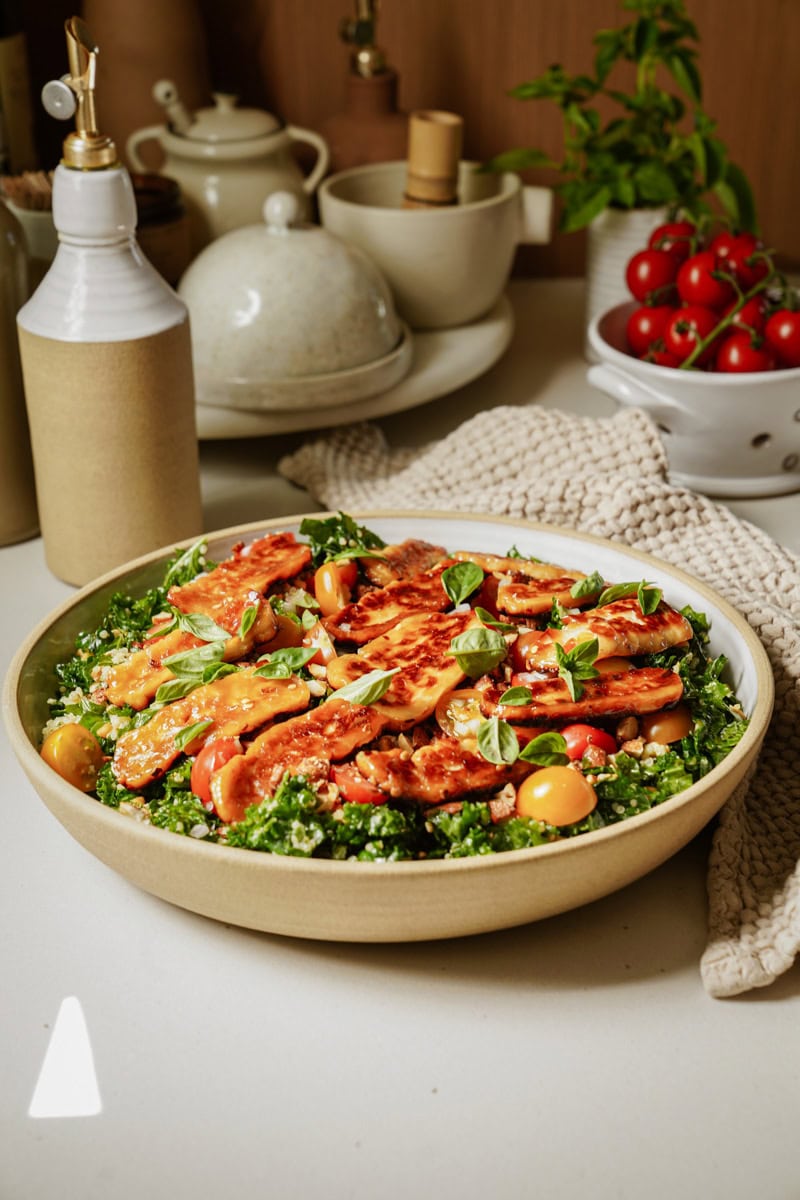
[40,514,749,861]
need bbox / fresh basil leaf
[519,731,568,766]
[201,661,239,685]
[498,686,533,706]
[335,667,400,706]
[507,545,541,562]
[254,646,317,678]
[548,598,567,629]
[301,609,319,630]
[477,717,520,765]
[570,571,604,600]
[474,607,517,633]
[238,604,259,640]
[254,660,291,679]
[596,581,640,606]
[637,581,662,615]
[154,678,197,704]
[163,640,227,677]
[442,561,484,607]
[163,539,210,589]
[555,637,599,701]
[174,719,214,753]
[449,627,508,677]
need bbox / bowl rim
[318,160,520,216]
[3,510,775,883]
[588,299,800,387]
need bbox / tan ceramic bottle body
[17,164,203,585]
[0,199,38,545]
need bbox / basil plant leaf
[519,731,568,766]
[449,627,508,677]
[174,719,214,753]
[442,561,484,607]
[335,667,401,706]
[498,685,533,706]
[477,717,520,765]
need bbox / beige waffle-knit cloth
[280,406,800,998]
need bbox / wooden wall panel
[23,0,800,275]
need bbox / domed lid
[181,93,281,142]
[178,192,405,403]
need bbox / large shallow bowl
[587,300,800,498]
[3,512,773,942]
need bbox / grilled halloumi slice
[168,531,311,640]
[478,666,684,723]
[104,628,202,710]
[113,670,311,789]
[212,697,387,824]
[362,538,448,586]
[356,736,526,804]
[521,597,693,670]
[326,609,481,728]
[453,551,576,579]
[496,573,600,616]
[323,561,456,644]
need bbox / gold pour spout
[47,17,118,169]
[339,0,387,78]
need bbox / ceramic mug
[587,301,800,498]
[318,161,553,329]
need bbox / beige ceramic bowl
[4,512,773,942]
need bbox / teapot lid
[181,93,281,143]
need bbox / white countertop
[2,279,798,1200]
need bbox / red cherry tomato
[625,249,678,303]
[625,304,674,357]
[641,347,681,368]
[715,331,776,373]
[190,736,243,809]
[709,232,768,291]
[330,763,387,805]
[560,724,617,761]
[663,305,721,364]
[648,220,697,263]
[677,251,734,310]
[764,309,800,368]
[723,295,767,335]
[511,629,550,674]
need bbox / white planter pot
[585,206,667,346]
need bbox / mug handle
[286,125,331,195]
[518,185,554,245]
[126,126,164,173]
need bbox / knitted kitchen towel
[279,406,800,998]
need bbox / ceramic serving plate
[3,512,773,942]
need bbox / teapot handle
[126,126,165,174]
[286,125,331,195]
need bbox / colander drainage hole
[751,433,771,448]
[657,423,672,436]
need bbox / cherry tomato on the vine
[642,347,681,368]
[764,309,800,368]
[676,251,734,310]
[191,736,243,809]
[709,232,768,291]
[625,248,678,303]
[648,220,697,263]
[715,331,776,373]
[625,304,674,357]
[663,305,721,365]
[560,724,618,761]
[722,295,767,335]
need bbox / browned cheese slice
[168,531,312,641]
[478,667,684,723]
[362,538,448,586]
[103,628,201,710]
[356,736,526,804]
[212,697,387,824]
[326,609,481,728]
[523,597,693,671]
[323,561,456,644]
[496,573,599,616]
[453,551,579,580]
[112,670,311,789]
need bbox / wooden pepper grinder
[402,110,463,209]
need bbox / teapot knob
[152,79,192,135]
[264,191,300,232]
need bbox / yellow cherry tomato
[434,688,485,740]
[516,766,597,826]
[40,723,105,792]
[262,612,305,651]
[314,562,352,617]
[639,703,693,745]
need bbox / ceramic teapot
[126,81,330,254]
